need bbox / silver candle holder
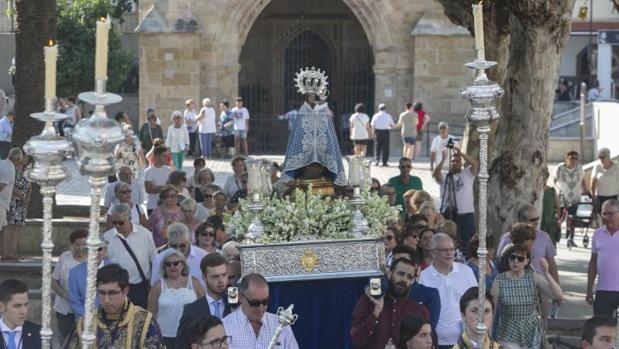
[346,155,369,237]
[23,97,74,349]
[73,78,125,348]
[461,13,504,336]
[246,194,265,241]
[267,304,298,349]
[245,158,266,241]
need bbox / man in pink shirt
[586,199,619,316]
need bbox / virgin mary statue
[280,67,347,188]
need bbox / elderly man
[430,121,457,173]
[586,199,619,316]
[103,203,156,308]
[351,257,430,349]
[104,165,144,209]
[370,103,394,167]
[591,148,619,217]
[175,253,231,349]
[388,157,423,209]
[419,233,477,349]
[151,222,207,287]
[223,273,299,349]
[497,204,559,282]
[433,147,478,247]
[581,315,617,349]
[64,264,164,348]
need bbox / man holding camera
[432,146,478,248]
[350,258,429,349]
[430,122,458,173]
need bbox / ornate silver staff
[24,97,73,349]
[267,304,298,349]
[461,1,503,337]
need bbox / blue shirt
[410,281,441,330]
[0,116,13,142]
[68,260,109,316]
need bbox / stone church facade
[137,0,474,153]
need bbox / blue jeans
[199,133,214,157]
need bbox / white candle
[95,16,111,80]
[44,40,58,99]
[348,157,361,186]
[246,160,262,192]
[472,3,485,61]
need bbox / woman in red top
[414,103,430,158]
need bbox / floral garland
[227,188,400,244]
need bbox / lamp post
[462,1,504,338]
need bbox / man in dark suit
[175,253,232,349]
[0,279,41,349]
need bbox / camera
[446,138,455,149]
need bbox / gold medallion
[300,249,319,272]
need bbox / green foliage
[56,0,133,97]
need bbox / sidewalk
[55,155,592,319]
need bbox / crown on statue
[294,66,329,99]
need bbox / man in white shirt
[0,149,16,260]
[176,253,231,349]
[144,146,172,215]
[370,103,394,167]
[591,148,619,214]
[104,165,144,209]
[0,111,14,159]
[150,222,207,287]
[430,122,458,173]
[0,279,41,349]
[223,273,299,349]
[419,233,477,348]
[231,97,250,156]
[103,203,156,309]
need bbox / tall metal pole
[580,82,587,161]
[24,97,73,349]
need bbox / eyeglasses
[602,211,618,217]
[203,194,213,198]
[119,189,132,194]
[528,217,540,223]
[97,247,104,252]
[112,220,125,226]
[97,289,123,297]
[201,230,216,237]
[165,260,182,267]
[245,298,268,307]
[170,243,188,249]
[509,254,526,263]
[202,335,232,348]
[568,156,578,161]
[385,235,395,241]
[163,194,177,199]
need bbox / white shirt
[349,113,370,140]
[184,109,197,133]
[107,203,143,226]
[195,204,210,222]
[370,111,394,130]
[165,124,190,153]
[0,159,15,209]
[206,293,226,319]
[0,317,22,349]
[144,165,172,209]
[223,174,242,198]
[231,107,250,131]
[439,166,476,214]
[52,250,83,315]
[223,309,299,349]
[419,262,477,346]
[592,162,619,196]
[430,134,458,170]
[103,225,157,284]
[103,181,144,209]
[150,245,208,288]
[198,107,217,134]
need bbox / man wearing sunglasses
[64,264,165,348]
[150,222,208,289]
[103,203,157,308]
[388,157,423,209]
[223,273,299,349]
[586,199,619,316]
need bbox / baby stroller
[565,197,594,249]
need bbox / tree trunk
[487,0,575,234]
[14,0,56,218]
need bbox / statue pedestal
[288,178,336,197]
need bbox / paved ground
[55,155,592,319]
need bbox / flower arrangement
[227,188,400,244]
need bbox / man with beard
[350,258,430,349]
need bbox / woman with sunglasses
[195,222,219,254]
[147,249,205,348]
[490,244,563,348]
[397,314,434,349]
[148,185,184,247]
[383,224,399,265]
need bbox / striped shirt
[222,309,299,349]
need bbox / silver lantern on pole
[23,98,74,349]
[461,1,503,338]
[346,155,369,237]
[245,158,265,241]
[73,79,125,348]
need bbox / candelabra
[461,2,504,336]
[346,156,369,237]
[23,97,74,349]
[267,304,298,349]
[245,158,265,241]
[73,79,125,348]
